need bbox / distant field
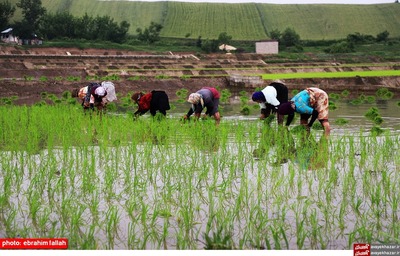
[7,0,400,40]
[256,4,400,40]
[161,2,268,40]
[262,70,400,80]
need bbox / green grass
[262,70,400,80]
[161,2,267,40]
[257,3,400,40]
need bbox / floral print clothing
[292,87,329,120]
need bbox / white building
[255,40,279,54]
[1,28,19,44]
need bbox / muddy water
[1,133,398,249]
[169,99,400,134]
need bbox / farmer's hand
[83,101,90,108]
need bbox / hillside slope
[7,0,400,40]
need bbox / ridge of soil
[1,46,399,105]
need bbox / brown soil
[1,45,399,105]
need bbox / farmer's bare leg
[321,120,331,137]
[277,113,284,125]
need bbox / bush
[324,41,354,53]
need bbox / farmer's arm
[84,84,94,103]
[185,107,194,119]
[260,104,274,119]
[134,109,148,116]
[285,113,295,126]
[307,109,319,128]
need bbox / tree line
[0,0,130,43]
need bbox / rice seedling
[341,90,350,98]
[39,76,48,82]
[66,76,81,82]
[175,88,189,103]
[334,118,349,125]
[376,88,394,100]
[365,107,384,126]
[219,89,232,104]
[329,93,340,101]
[0,100,399,250]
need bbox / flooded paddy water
[0,98,399,250]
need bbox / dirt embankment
[0,46,399,105]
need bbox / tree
[38,12,130,43]
[16,0,46,37]
[136,22,163,44]
[39,12,76,40]
[280,27,301,47]
[74,13,94,40]
[376,30,389,42]
[268,29,281,40]
[201,39,219,53]
[217,32,232,45]
[324,41,354,54]
[113,21,130,43]
[196,36,202,48]
[0,0,15,29]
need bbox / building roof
[1,28,13,34]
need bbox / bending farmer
[252,80,289,125]
[278,87,331,136]
[131,90,171,117]
[184,87,221,125]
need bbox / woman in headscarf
[83,82,107,111]
[131,90,170,117]
[278,87,331,137]
[72,81,117,112]
[251,80,288,125]
[183,87,221,125]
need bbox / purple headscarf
[252,91,266,102]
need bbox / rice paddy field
[0,90,399,250]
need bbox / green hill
[8,0,400,40]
